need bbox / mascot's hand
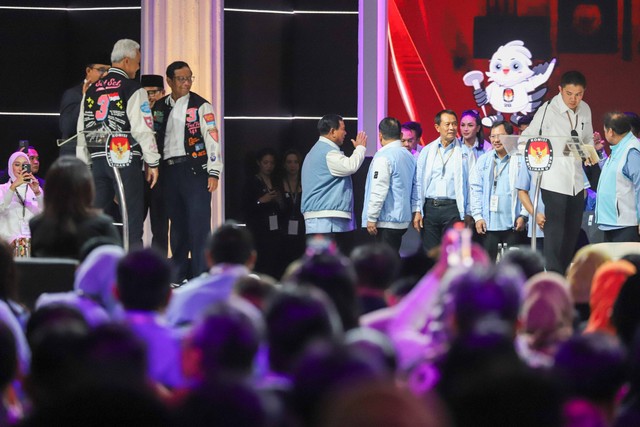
[473,88,488,107]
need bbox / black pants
[163,161,211,281]
[421,199,460,254]
[92,156,144,248]
[604,226,640,243]
[375,228,407,254]
[143,171,168,257]
[482,229,527,262]
[541,189,584,274]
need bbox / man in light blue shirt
[412,110,470,253]
[596,112,640,242]
[470,121,526,260]
[362,117,417,252]
[165,223,256,329]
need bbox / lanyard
[437,144,455,177]
[492,156,510,190]
[285,177,299,205]
[566,111,579,132]
[12,182,28,218]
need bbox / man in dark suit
[58,59,110,156]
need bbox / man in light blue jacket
[470,121,526,260]
[301,114,368,251]
[362,117,417,253]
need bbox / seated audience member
[294,251,360,331]
[0,242,30,374]
[36,244,125,323]
[82,323,149,390]
[260,287,342,391]
[175,378,280,427]
[234,275,277,311]
[554,333,627,426]
[611,274,640,349]
[344,327,398,377]
[22,382,172,427]
[291,342,387,427]
[0,321,21,425]
[320,380,450,427]
[566,246,611,327]
[615,329,640,426]
[350,243,400,315]
[29,156,121,259]
[116,248,185,388]
[498,247,546,280]
[516,272,573,368]
[25,308,90,409]
[439,329,562,427]
[165,222,256,328]
[181,300,263,386]
[359,237,490,371]
[584,260,636,335]
[0,152,43,246]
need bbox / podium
[500,134,598,250]
[58,130,155,252]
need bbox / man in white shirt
[301,114,368,254]
[520,71,594,273]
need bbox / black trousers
[541,189,584,274]
[482,229,527,262]
[92,156,144,248]
[163,161,211,281]
[143,171,168,257]
[421,199,460,254]
[375,228,407,254]
[604,226,640,243]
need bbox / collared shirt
[521,93,594,195]
[425,139,457,200]
[488,153,513,231]
[164,93,190,159]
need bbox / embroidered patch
[186,108,198,123]
[140,101,151,114]
[204,113,216,127]
[106,134,132,168]
[373,171,378,179]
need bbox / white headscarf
[74,245,126,316]
[7,151,29,184]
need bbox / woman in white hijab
[0,152,43,244]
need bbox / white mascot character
[464,40,556,127]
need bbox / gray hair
[111,39,140,63]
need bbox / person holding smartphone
[0,152,43,245]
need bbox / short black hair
[350,243,400,290]
[435,109,458,125]
[208,222,255,265]
[116,248,172,311]
[166,61,190,79]
[604,111,631,135]
[318,114,343,136]
[491,120,514,136]
[624,112,640,137]
[401,121,423,141]
[560,70,587,88]
[378,117,402,140]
